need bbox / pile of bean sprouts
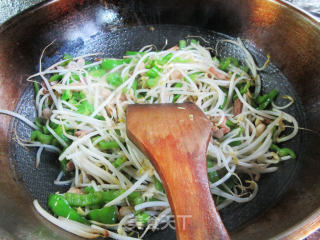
[1,38,298,239]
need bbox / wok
[0,0,319,239]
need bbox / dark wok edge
[0,0,319,239]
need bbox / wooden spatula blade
[126,103,229,240]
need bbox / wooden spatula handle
[126,103,230,240]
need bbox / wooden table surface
[0,0,318,239]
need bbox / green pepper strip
[183,72,200,83]
[206,158,214,168]
[71,74,80,81]
[102,59,130,71]
[228,57,239,67]
[144,59,154,69]
[190,39,198,45]
[135,212,150,225]
[206,159,219,183]
[225,119,237,129]
[125,51,146,56]
[218,95,227,110]
[270,144,296,158]
[60,158,69,172]
[107,72,123,87]
[256,94,268,105]
[219,57,239,71]
[112,157,126,168]
[61,90,72,101]
[88,206,117,224]
[37,133,53,144]
[72,91,86,101]
[30,130,40,141]
[219,58,231,71]
[49,121,58,129]
[179,40,187,49]
[128,191,144,206]
[48,194,90,225]
[173,82,182,103]
[64,190,125,207]
[153,177,164,192]
[240,65,249,73]
[131,79,138,93]
[146,76,159,88]
[42,126,50,134]
[171,57,190,63]
[97,140,119,150]
[257,89,279,110]
[49,74,63,82]
[233,82,251,101]
[51,138,60,147]
[145,66,161,78]
[33,82,40,96]
[65,192,101,207]
[60,54,73,67]
[278,148,296,158]
[229,128,244,147]
[89,68,106,77]
[156,53,173,66]
[208,171,219,183]
[84,186,95,194]
[76,101,94,116]
[30,130,53,144]
[54,125,70,144]
[272,126,278,139]
[34,117,43,128]
[94,115,105,121]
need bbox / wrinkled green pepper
[48,194,90,225]
[88,206,117,224]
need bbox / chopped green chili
[257,89,279,110]
[225,119,237,129]
[97,140,119,150]
[229,128,244,147]
[153,177,164,192]
[64,190,125,207]
[270,144,296,159]
[146,77,159,88]
[84,186,95,194]
[208,171,219,183]
[89,69,106,77]
[179,40,187,49]
[102,59,130,71]
[60,54,73,67]
[76,101,94,116]
[33,82,40,96]
[61,90,72,101]
[135,212,150,225]
[112,157,126,168]
[125,51,146,56]
[49,74,63,82]
[48,194,90,225]
[88,206,117,224]
[128,192,144,206]
[107,72,123,87]
[219,95,227,110]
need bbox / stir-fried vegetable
[0,38,299,239]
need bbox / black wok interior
[0,0,319,239]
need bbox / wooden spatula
[126,102,230,240]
